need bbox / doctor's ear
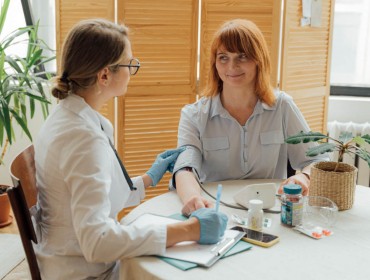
[97,67,110,86]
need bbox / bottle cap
[283,184,302,194]
[248,199,263,210]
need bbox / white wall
[328,96,370,123]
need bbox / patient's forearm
[175,171,201,205]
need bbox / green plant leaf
[0,115,4,146]
[362,134,370,144]
[355,148,370,167]
[2,27,32,49]
[30,98,35,118]
[5,56,23,73]
[9,108,32,141]
[0,51,5,81]
[28,49,43,67]
[352,136,366,147]
[285,131,327,144]
[39,55,56,65]
[306,143,336,157]
[0,0,10,35]
[0,98,12,144]
[22,91,51,103]
[339,131,353,143]
[21,102,27,121]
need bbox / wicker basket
[310,162,358,211]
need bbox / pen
[215,184,222,212]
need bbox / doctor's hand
[278,173,310,196]
[181,195,213,217]
[190,208,228,244]
[146,147,186,186]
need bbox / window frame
[330,85,370,97]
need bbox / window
[330,0,370,97]
[0,0,56,73]
[0,0,27,57]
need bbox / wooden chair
[8,145,41,280]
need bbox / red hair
[202,19,275,106]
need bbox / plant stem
[334,162,339,172]
[0,138,9,165]
[335,149,345,172]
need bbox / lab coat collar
[59,94,113,141]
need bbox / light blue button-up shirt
[173,91,328,184]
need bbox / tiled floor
[0,210,30,279]
[3,260,30,280]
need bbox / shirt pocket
[260,130,285,167]
[260,130,285,145]
[202,137,230,174]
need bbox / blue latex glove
[146,147,185,186]
[190,208,228,244]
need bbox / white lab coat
[33,94,166,279]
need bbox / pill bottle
[280,184,303,226]
[247,199,263,231]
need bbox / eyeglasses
[118,58,140,75]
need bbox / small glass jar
[281,184,303,227]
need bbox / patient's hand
[278,173,310,196]
[181,195,213,217]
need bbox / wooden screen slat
[294,94,327,132]
[280,0,334,134]
[200,0,282,91]
[118,0,198,90]
[120,95,189,175]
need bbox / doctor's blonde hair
[52,18,130,99]
[202,19,275,107]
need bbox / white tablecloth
[120,179,370,280]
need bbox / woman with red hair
[172,19,328,215]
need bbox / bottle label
[281,201,303,226]
[250,215,263,231]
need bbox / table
[119,179,370,280]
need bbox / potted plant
[0,185,13,227]
[0,0,55,226]
[285,131,370,210]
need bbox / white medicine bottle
[247,199,263,231]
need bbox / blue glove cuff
[190,208,228,244]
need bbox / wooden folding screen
[280,0,334,133]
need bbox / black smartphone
[230,226,280,247]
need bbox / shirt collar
[210,90,278,119]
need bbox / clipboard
[130,213,245,267]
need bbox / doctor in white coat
[33,19,227,280]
